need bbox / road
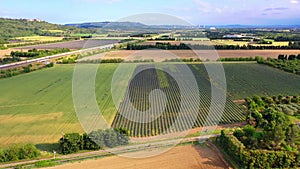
[0,134,218,169]
[0,43,116,70]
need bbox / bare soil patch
[0,49,29,58]
[48,144,230,169]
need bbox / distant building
[223,34,243,38]
[25,18,43,22]
[210,27,216,31]
[223,34,258,39]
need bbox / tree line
[218,56,263,62]
[126,42,300,50]
[77,58,154,64]
[215,95,300,168]
[258,55,300,75]
[217,130,300,168]
[11,48,70,58]
[0,62,54,79]
[59,128,129,154]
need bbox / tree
[288,55,296,60]
[103,129,118,148]
[19,144,40,159]
[278,54,285,60]
[59,133,83,154]
[88,130,105,149]
[83,133,101,150]
[286,124,300,149]
[262,108,289,150]
[4,145,20,161]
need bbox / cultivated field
[211,40,249,46]
[14,36,64,42]
[141,40,211,46]
[1,62,300,145]
[16,39,119,50]
[0,64,125,146]
[94,50,300,61]
[222,63,300,99]
[47,144,230,169]
[112,64,244,137]
[140,40,289,47]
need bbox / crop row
[112,64,244,137]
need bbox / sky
[0,0,299,25]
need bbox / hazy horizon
[0,0,299,25]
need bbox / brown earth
[47,144,231,169]
[83,50,300,62]
[0,49,29,58]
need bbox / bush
[59,133,83,154]
[216,130,300,168]
[59,129,129,154]
[0,144,40,162]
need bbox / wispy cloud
[192,0,212,13]
[264,7,289,11]
[290,0,299,3]
[73,0,122,4]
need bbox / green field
[112,64,244,137]
[0,64,135,146]
[1,63,300,145]
[221,63,300,99]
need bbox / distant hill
[206,24,300,29]
[67,21,300,30]
[65,21,196,29]
[66,21,149,29]
[0,18,94,43]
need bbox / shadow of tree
[36,143,60,153]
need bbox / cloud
[290,0,299,3]
[73,0,122,4]
[192,0,212,13]
[264,7,289,11]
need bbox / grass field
[1,62,300,146]
[0,64,133,146]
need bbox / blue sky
[0,0,299,25]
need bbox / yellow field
[15,36,64,42]
[47,30,64,33]
[251,41,289,46]
[211,40,249,46]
